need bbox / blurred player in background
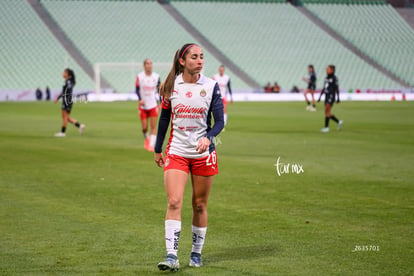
[318,65,343,133]
[154,43,224,271]
[135,58,160,152]
[54,68,85,137]
[213,65,232,126]
[302,64,317,111]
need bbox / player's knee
[167,198,183,211]
[192,201,207,214]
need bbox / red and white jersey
[136,71,160,110]
[213,73,230,98]
[162,74,220,159]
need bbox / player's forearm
[206,107,224,140]
[154,108,171,153]
[135,86,141,100]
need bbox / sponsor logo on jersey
[165,158,170,167]
[186,91,192,98]
[142,85,156,91]
[173,90,178,95]
[172,104,207,119]
[200,89,207,97]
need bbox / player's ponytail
[159,43,197,98]
[64,68,76,85]
[159,50,180,98]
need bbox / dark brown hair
[159,43,197,98]
[328,64,336,73]
[64,68,76,85]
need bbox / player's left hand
[154,152,164,167]
[336,100,340,104]
[53,99,57,104]
[196,137,210,154]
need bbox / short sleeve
[161,96,171,110]
[135,76,139,87]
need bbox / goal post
[94,62,172,94]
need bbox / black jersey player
[317,65,343,133]
[54,68,85,137]
[302,65,317,111]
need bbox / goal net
[94,62,172,94]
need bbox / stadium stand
[171,1,402,89]
[1,0,410,94]
[300,0,386,4]
[42,0,248,92]
[0,1,93,90]
[305,3,414,86]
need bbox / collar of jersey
[177,73,205,85]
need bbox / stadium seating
[0,1,93,90]
[300,0,386,4]
[172,1,401,89]
[1,0,410,93]
[42,0,248,92]
[305,3,414,86]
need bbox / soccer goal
[94,62,172,94]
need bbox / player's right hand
[154,152,164,167]
[139,100,145,106]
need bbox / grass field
[0,100,413,275]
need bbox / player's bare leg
[191,174,213,227]
[148,116,157,151]
[189,174,213,267]
[140,117,150,151]
[310,91,316,110]
[325,103,342,131]
[321,104,332,133]
[55,110,68,137]
[305,89,316,111]
[158,169,188,271]
[223,101,228,126]
[165,169,188,221]
[62,110,68,127]
[68,117,85,135]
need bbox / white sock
[165,220,181,257]
[191,225,207,254]
[224,113,228,126]
[150,134,156,147]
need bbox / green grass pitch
[0,100,413,275]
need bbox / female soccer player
[318,65,343,133]
[213,65,232,126]
[154,43,224,271]
[135,58,160,151]
[302,65,317,111]
[54,68,85,137]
